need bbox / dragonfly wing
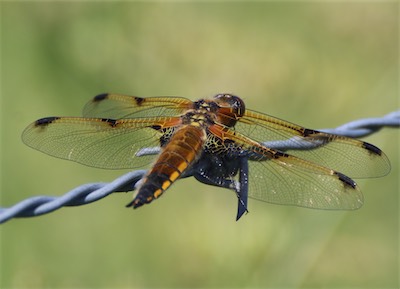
[236,109,390,178]
[22,116,181,169]
[246,154,363,209]
[83,93,193,119]
[208,124,363,210]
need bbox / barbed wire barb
[1,111,399,224]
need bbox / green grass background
[1,2,398,288]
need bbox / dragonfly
[22,93,391,220]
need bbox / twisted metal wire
[1,110,399,224]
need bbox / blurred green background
[1,2,398,288]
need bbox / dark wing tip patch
[93,93,109,102]
[34,117,60,127]
[362,142,383,156]
[335,172,357,189]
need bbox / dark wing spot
[303,128,318,137]
[151,124,162,131]
[362,142,382,156]
[335,172,357,189]
[93,93,109,102]
[272,150,289,159]
[101,118,118,127]
[134,97,145,106]
[34,117,60,127]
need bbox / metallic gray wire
[1,111,399,224]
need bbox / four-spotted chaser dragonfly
[22,93,391,220]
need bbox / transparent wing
[83,93,193,119]
[235,110,390,178]
[246,156,363,209]
[209,124,363,210]
[22,116,181,169]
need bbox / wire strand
[1,111,399,224]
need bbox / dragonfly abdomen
[127,125,206,209]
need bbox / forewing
[22,116,181,169]
[83,93,193,119]
[236,110,390,178]
[208,124,363,210]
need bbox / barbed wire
[1,110,399,224]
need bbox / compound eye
[214,93,234,103]
[213,93,245,117]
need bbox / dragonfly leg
[236,157,249,221]
[191,155,249,221]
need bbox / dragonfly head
[213,93,246,127]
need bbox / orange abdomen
[129,125,206,208]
